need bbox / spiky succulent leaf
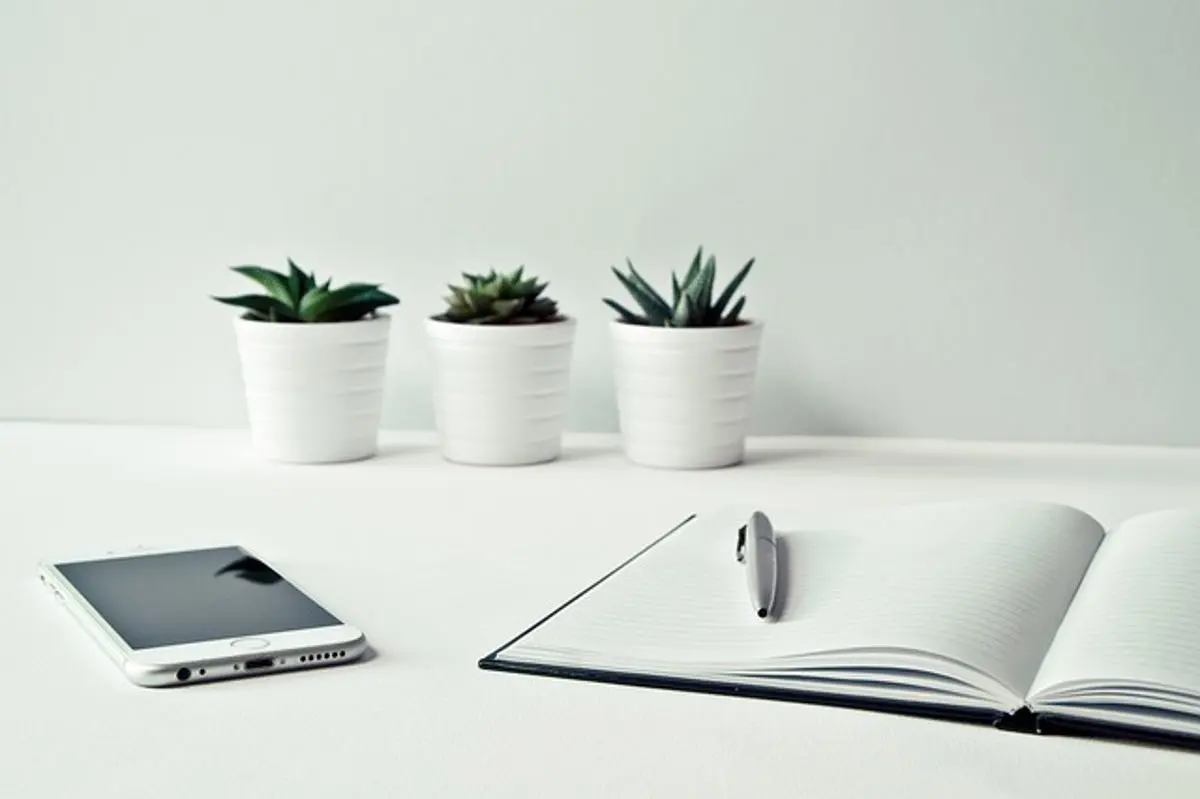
[525,297,557,317]
[603,298,642,324]
[299,283,387,322]
[214,260,399,323]
[624,259,673,318]
[710,257,753,320]
[286,259,306,304]
[229,266,293,307]
[699,255,717,314]
[722,295,746,325]
[683,246,704,289]
[323,295,399,322]
[296,287,330,321]
[683,261,707,318]
[671,294,694,327]
[212,293,300,322]
[610,266,669,324]
[603,247,754,328]
[436,266,563,325]
[488,298,520,316]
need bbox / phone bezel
[38,544,367,687]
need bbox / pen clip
[736,524,747,563]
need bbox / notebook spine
[1034,712,1200,751]
[993,705,1039,734]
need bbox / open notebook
[480,500,1200,749]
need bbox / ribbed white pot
[233,315,391,463]
[425,317,576,465]
[610,319,763,469]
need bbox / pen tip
[757,608,768,619]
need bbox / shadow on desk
[365,444,617,466]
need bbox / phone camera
[175,667,192,682]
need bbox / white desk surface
[4,422,1200,798]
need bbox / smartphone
[38,544,367,687]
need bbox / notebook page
[502,500,1104,697]
[1030,509,1200,701]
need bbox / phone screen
[54,547,342,649]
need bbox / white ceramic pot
[610,319,763,469]
[425,317,576,465]
[233,315,391,463]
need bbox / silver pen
[736,510,778,620]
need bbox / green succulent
[212,259,399,323]
[435,266,562,324]
[603,246,754,327]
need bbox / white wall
[3,0,1198,445]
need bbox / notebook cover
[478,512,1010,731]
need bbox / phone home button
[230,637,270,650]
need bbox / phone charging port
[244,658,274,671]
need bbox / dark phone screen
[55,546,342,649]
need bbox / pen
[736,510,778,620]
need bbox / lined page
[504,500,1104,696]
[1030,509,1200,700]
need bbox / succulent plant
[212,259,399,323]
[435,266,562,324]
[603,246,754,327]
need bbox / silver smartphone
[39,544,368,687]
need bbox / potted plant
[213,259,399,463]
[425,266,575,465]
[603,246,760,469]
